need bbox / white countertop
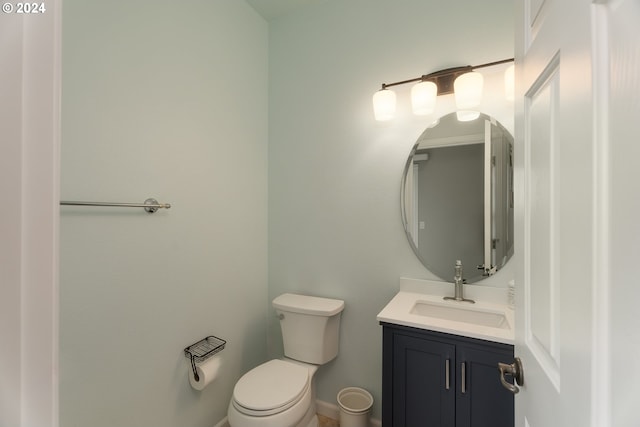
[377,277,515,345]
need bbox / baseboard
[214,399,381,427]
[316,399,381,427]
[315,399,340,420]
[213,417,229,427]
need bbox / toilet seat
[232,359,310,416]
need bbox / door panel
[524,56,560,388]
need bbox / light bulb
[411,81,437,116]
[454,71,484,110]
[504,64,515,101]
[372,88,396,121]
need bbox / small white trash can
[337,387,373,427]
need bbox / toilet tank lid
[273,293,344,316]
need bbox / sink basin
[376,279,515,344]
[410,300,509,329]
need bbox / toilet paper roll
[188,354,221,391]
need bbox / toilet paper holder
[184,335,226,381]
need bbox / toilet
[227,293,345,427]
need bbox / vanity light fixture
[373,58,515,122]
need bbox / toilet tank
[272,293,345,365]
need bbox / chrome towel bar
[60,198,171,213]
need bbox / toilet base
[298,401,318,427]
[305,414,319,427]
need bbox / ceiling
[245,0,328,21]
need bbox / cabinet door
[455,344,514,427]
[392,332,456,427]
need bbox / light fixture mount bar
[379,58,514,95]
[381,77,423,90]
[470,58,515,71]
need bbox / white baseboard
[315,399,340,420]
[214,399,381,427]
[213,417,229,427]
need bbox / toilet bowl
[227,293,344,427]
[227,359,318,427]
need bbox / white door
[514,0,640,426]
[514,1,593,425]
[0,3,61,426]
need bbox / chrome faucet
[444,260,475,303]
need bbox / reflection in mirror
[402,112,514,283]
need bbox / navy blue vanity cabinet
[382,323,514,427]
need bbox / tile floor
[318,414,339,427]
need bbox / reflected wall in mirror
[402,112,514,283]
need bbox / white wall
[59,1,268,426]
[267,0,514,418]
[58,0,514,424]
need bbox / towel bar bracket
[144,198,162,213]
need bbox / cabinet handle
[445,359,450,390]
[461,362,466,394]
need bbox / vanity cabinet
[382,323,514,427]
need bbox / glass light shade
[504,64,515,101]
[456,110,481,122]
[454,71,484,109]
[411,81,437,115]
[373,89,397,121]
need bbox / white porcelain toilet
[227,293,345,427]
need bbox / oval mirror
[401,112,514,283]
